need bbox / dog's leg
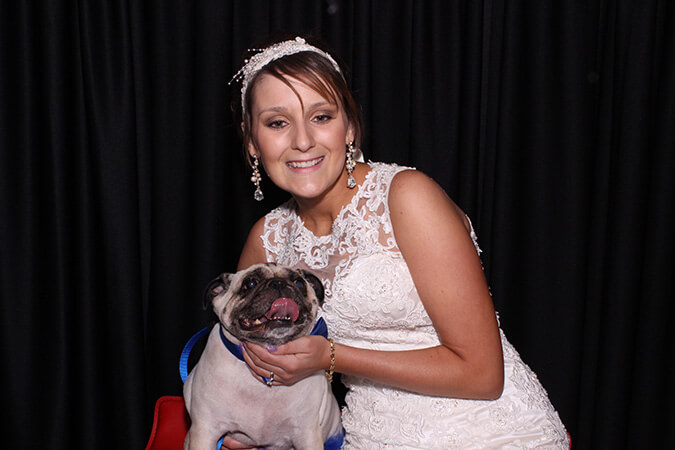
[291,426,324,450]
[183,426,220,450]
[182,431,190,450]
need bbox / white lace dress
[261,162,569,449]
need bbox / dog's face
[204,263,325,345]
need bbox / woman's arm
[338,169,503,398]
[243,170,504,400]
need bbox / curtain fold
[579,2,675,447]
[1,1,673,448]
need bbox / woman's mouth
[286,156,324,169]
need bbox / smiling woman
[226,36,569,449]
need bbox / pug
[182,263,342,450]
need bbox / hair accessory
[230,37,342,116]
[325,338,335,383]
[251,155,264,201]
[345,142,357,189]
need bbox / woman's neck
[293,163,368,236]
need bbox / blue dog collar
[179,317,329,383]
[324,430,345,450]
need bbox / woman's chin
[286,185,329,200]
[279,173,344,201]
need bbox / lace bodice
[263,163,437,350]
[262,162,569,449]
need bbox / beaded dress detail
[262,162,569,449]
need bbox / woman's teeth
[287,157,323,169]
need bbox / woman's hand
[241,335,331,386]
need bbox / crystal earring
[251,155,264,201]
[346,142,357,189]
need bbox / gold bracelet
[325,338,335,383]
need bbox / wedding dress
[261,162,569,449]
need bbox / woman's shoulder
[364,161,457,220]
[363,161,416,202]
[241,197,299,268]
[364,162,460,217]
[237,216,268,269]
[388,167,444,206]
[387,167,469,236]
[368,161,416,181]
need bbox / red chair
[146,396,190,450]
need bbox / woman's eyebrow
[257,105,288,116]
[308,101,335,109]
[257,101,336,117]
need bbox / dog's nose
[268,279,287,290]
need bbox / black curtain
[1,1,673,448]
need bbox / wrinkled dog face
[204,263,325,345]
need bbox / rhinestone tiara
[229,37,343,116]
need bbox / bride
[223,36,569,449]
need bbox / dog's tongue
[264,298,299,322]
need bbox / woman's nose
[291,122,315,152]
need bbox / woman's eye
[313,114,333,123]
[267,120,287,129]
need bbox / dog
[183,263,343,450]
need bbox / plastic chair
[145,396,190,450]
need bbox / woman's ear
[247,142,258,165]
[346,125,356,146]
[346,124,364,162]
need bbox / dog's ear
[203,274,232,310]
[300,270,325,306]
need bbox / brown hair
[232,42,363,165]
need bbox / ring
[266,371,274,386]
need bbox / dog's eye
[242,278,258,291]
[294,279,304,290]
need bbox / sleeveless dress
[261,162,569,449]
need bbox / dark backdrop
[1,1,673,449]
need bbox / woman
[227,36,568,449]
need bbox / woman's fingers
[241,343,286,384]
[240,336,327,386]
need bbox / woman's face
[247,73,354,202]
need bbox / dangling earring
[346,142,357,189]
[251,155,264,201]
